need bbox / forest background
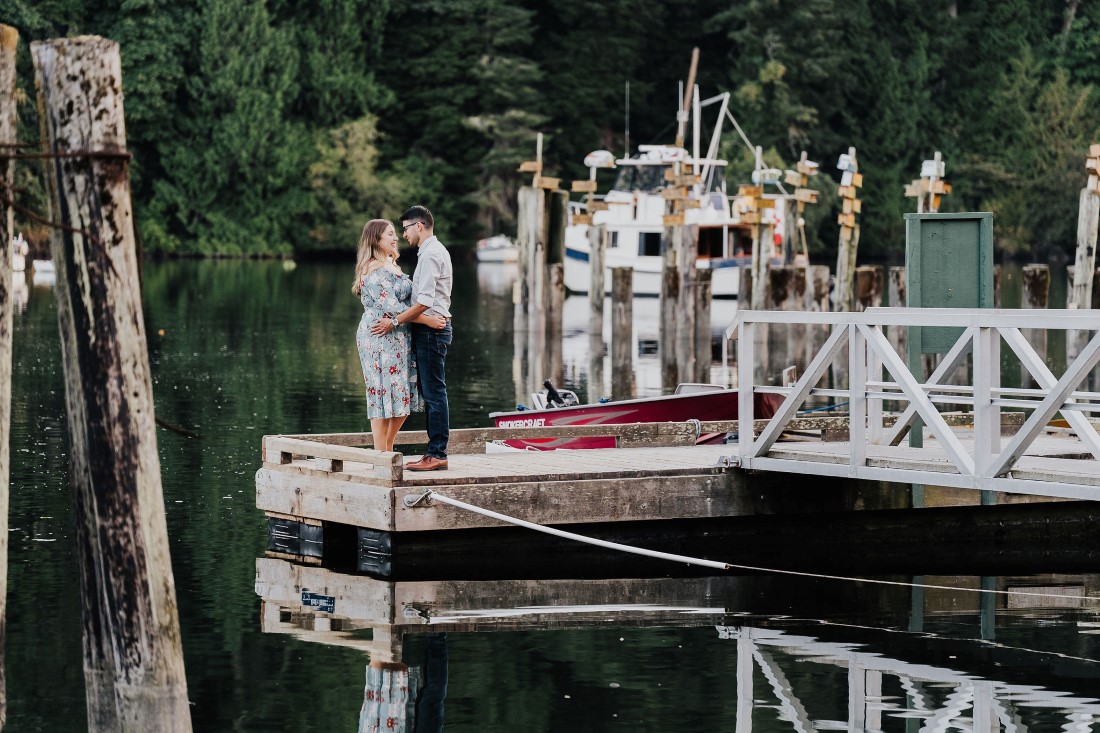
[3,0,1099,261]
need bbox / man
[370,205,452,471]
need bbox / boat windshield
[612,164,668,193]
[612,163,728,194]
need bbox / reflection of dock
[256,558,741,636]
[256,558,1100,729]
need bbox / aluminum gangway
[727,308,1100,500]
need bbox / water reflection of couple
[354,206,453,471]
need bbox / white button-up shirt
[412,235,452,319]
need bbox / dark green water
[6,259,1100,731]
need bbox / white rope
[415,490,1097,603]
[417,490,731,571]
[718,564,1096,602]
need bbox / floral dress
[356,267,423,418]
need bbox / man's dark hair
[401,205,434,228]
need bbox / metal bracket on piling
[403,490,434,508]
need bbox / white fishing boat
[563,91,790,298]
[475,234,518,263]
[32,258,55,287]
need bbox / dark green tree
[147,0,310,254]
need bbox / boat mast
[674,47,699,149]
[624,80,630,158]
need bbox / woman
[353,219,444,451]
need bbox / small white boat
[475,235,518,263]
[32,258,55,287]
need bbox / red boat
[489,382,783,450]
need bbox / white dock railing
[728,308,1100,499]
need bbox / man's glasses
[402,222,419,232]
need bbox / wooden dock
[256,413,1100,575]
[257,422,791,536]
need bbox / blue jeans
[412,322,451,458]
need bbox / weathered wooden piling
[588,223,607,321]
[515,136,568,393]
[587,223,607,403]
[1071,147,1100,311]
[750,203,773,312]
[675,225,699,384]
[0,24,17,730]
[32,36,191,730]
[587,326,604,404]
[516,184,543,319]
[1021,264,1050,309]
[888,266,906,307]
[547,262,564,386]
[833,148,863,312]
[887,265,907,354]
[852,265,884,312]
[1066,266,1100,309]
[1069,148,1100,364]
[611,267,633,399]
[1019,264,1050,388]
[767,265,830,312]
[660,51,698,391]
[660,208,684,389]
[780,198,799,263]
[693,268,712,382]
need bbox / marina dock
[257,307,1100,572]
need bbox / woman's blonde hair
[352,219,393,295]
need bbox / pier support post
[545,192,567,386]
[1069,152,1099,364]
[516,184,549,395]
[587,224,607,402]
[852,265,883,312]
[660,222,681,390]
[547,262,564,386]
[516,185,540,313]
[781,198,799,263]
[750,219,771,311]
[888,265,907,355]
[1021,264,1050,309]
[834,148,862,312]
[693,268,712,383]
[611,267,633,400]
[32,35,191,730]
[1071,178,1100,311]
[0,25,17,728]
[675,225,698,385]
[588,223,607,321]
[1020,264,1049,388]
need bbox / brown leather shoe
[406,456,448,472]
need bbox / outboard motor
[543,380,579,408]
